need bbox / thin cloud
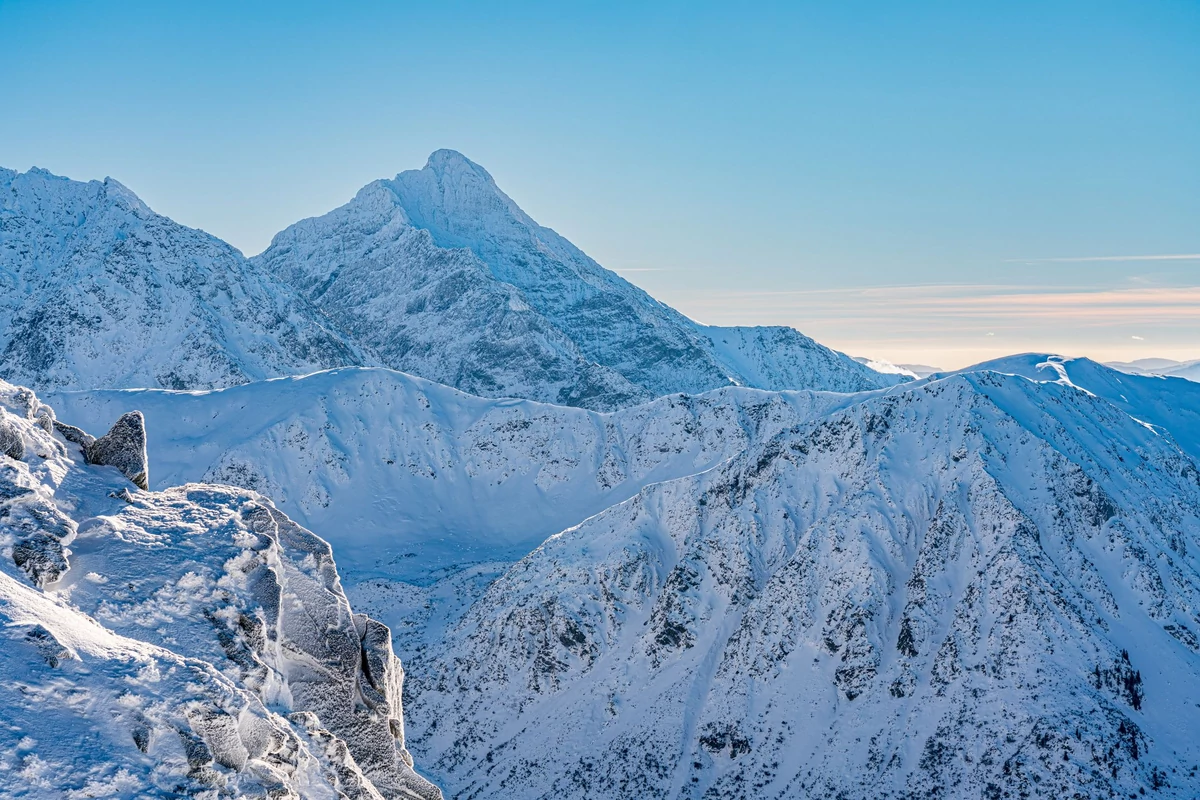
[1006,253,1200,263]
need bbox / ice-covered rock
[0,415,21,461]
[0,379,441,799]
[81,410,149,490]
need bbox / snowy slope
[400,371,1200,799]
[0,380,440,799]
[0,167,366,391]
[47,368,846,583]
[253,150,902,408]
[47,364,1200,797]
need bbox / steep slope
[398,372,1200,799]
[47,367,849,584]
[0,167,365,391]
[0,380,440,799]
[254,150,900,408]
[949,354,1200,460]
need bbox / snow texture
[0,379,441,800]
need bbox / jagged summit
[2,158,900,408]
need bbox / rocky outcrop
[83,411,149,490]
[0,379,441,798]
[0,416,21,460]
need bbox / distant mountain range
[1,153,901,408]
[1106,357,1200,383]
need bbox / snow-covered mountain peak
[254,152,903,407]
[0,166,366,392]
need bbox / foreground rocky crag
[403,371,1200,799]
[0,380,440,799]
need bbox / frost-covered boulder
[0,379,441,799]
[83,410,149,489]
[0,415,22,460]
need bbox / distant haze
[2,1,1196,368]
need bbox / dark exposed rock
[24,624,71,667]
[84,411,149,490]
[12,531,69,586]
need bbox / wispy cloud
[662,283,1200,366]
[1005,253,1200,263]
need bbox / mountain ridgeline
[0,154,901,407]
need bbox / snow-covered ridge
[943,353,1200,461]
[47,366,854,583]
[0,167,366,392]
[44,358,1200,796]
[2,155,901,407]
[0,379,440,799]
[401,369,1200,798]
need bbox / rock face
[0,379,441,799]
[0,167,366,391]
[82,410,149,489]
[253,150,903,408]
[394,371,1200,799]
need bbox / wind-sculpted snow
[398,372,1200,799]
[254,150,901,408]
[48,367,845,584]
[0,167,365,391]
[0,380,441,799]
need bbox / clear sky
[2,0,1197,368]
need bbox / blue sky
[2,0,1197,367]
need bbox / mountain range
[1,153,901,408]
[2,152,1199,799]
